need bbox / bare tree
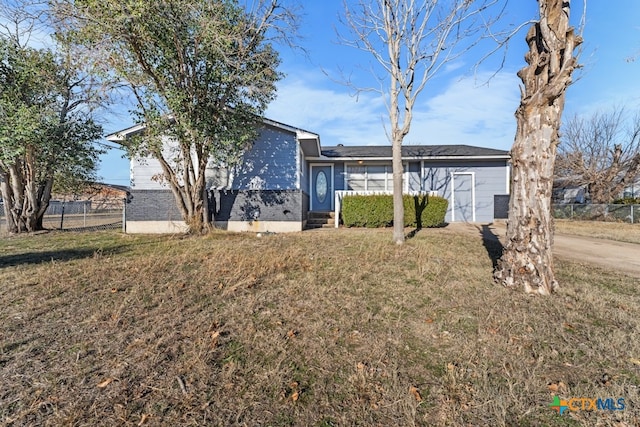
[340,0,506,244]
[556,108,640,203]
[494,0,582,295]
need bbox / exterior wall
[130,156,167,190]
[125,189,188,234]
[127,189,183,221]
[333,162,346,191]
[126,188,305,233]
[130,126,300,192]
[213,189,304,227]
[127,221,188,234]
[422,160,508,223]
[408,162,421,192]
[232,126,299,190]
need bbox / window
[346,164,398,191]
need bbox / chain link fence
[0,199,126,232]
[553,204,640,223]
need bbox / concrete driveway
[452,222,640,278]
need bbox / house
[52,182,130,210]
[106,118,510,233]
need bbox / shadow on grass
[405,222,449,240]
[477,223,504,269]
[0,248,111,268]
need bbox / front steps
[305,211,336,229]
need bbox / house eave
[105,123,147,142]
[306,155,511,161]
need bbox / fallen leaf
[111,288,118,293]
[629,358,640,366]
[425,318,434,324]
[97,378,113,388]
[286,329,297,339]
[289,381,299,389]
[547,382,566,393]
[211,331,220,348]
[291,391,299,401]
[409,385,422,402]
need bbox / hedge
[341,194,448,228]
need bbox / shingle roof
[320,144,509,158]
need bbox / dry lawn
[1,227,639,426]
[554,220,640,244]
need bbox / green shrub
[341,194,393,228]
[341,194,448,228]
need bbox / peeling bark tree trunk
[0,160,54,234]
[494,0,582,295]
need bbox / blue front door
[311,165,332,211]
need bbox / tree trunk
[1,166,52,233]
[494,0,581,294]
[392,135,404,244]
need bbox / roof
[319,144,510,159]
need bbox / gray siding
[422,160,508,222]
[213,190,303,222]
[233,126,298,190]
[127,190,183,221]
[333,163,346,191]
[408,162,421,192]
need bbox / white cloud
[267,69,521,150]
[407,72,521,149]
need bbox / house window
[346,165,397,191]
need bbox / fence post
[632,205,635,224]
[571,203,574,220]
[122,197,126,233]
[83,202,87,227]
[59,202,65,230]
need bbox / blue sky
[97,0,640,185]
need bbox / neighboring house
[106,118,510,233]
[52,182,130,210]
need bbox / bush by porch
[341,194,448,228]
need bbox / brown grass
[554,220,640,244]
[1,227,639,426]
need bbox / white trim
[125,220,189,234]
[215,220,303,233]
[309,163,334,211]
[305,155,510,161]
[420,160,425,192]
[451,172,476,222]
[295,146,301,190]
[505,164,511,194]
